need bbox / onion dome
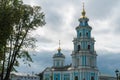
[81,3,87,18]
[53,40,65,58]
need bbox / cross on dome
[57,40,61,51]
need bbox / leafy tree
[0,0,21,78]
[38,72,44,80]
[0,0,22,51]
[0,0,45,80]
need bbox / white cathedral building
[43,5,115,80]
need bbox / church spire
[81,3,86,18]
[78,3,89,27]
[57,40,61,52]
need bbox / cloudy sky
[17,0,120,76]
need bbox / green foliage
[0,0,22,46]
[0,0,45,79]
[0,61,2,71]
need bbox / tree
[38,72,44,80]
[0,0,22,79]
[0,0,45,80]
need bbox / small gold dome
[82,9,86,17]
[81,3,86,18]
[57,47,61,51]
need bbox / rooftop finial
[59,40,60,47]
[58,40,61,51]
[81,2,86,18]
[83,2,84,10]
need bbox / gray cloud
[111,16,120,34]
[16,49,120,76]
[20,0,120,76]
[16,49,71,73]
[35,35,53,43]
[16,51,53,73]
[97,50,120,76]
[87,0,120,20]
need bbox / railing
[72,51,96,55]
[73,37,94,40]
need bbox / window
[83,21,85,26]
[85,21,87,25]
[78,45,81,51]
[64,74,70,80]
[80,21,82,23]
[86,32,88,37]
[80,33,81,37]
[91,76,94,80]
[57,61,59,67]
[75,76,78,80]
[77,58,79,66]
[88,45,90,50]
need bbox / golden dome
[57,47,61,51]
[81,3,86,18]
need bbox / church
[43,4,114,80]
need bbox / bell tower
[71,3,99,80]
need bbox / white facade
[10,72,39,80]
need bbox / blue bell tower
[71,3,99,80]
[43,3,99,80]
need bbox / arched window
[85,21,88,25]
[78,45,81,51]
[88,45,90,50]
[75,76,78,80]
[80,33,81,37]
[80,21,82,26]
[57,61,59,67]
[91,76,94,80]
[86,32,88,37]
